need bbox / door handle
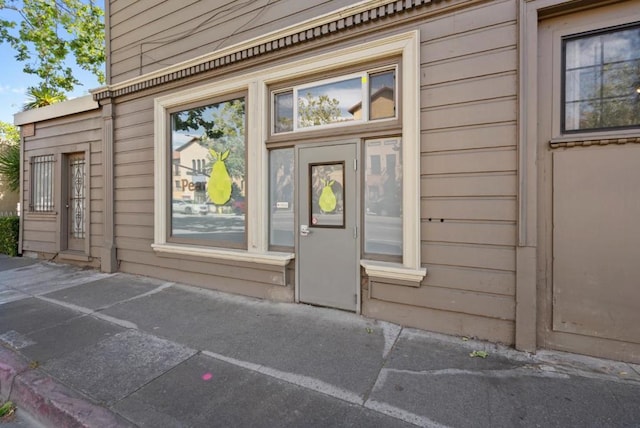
[300,225,312,237]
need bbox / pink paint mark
[202,373,213,381]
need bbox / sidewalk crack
[362,324,402,404]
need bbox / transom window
[562,23,640,132]
[273,67,396,134]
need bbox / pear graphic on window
[319,179,337,213]
[208,149,232,205]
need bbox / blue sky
[0,43,102,125]
[0,2,104,125]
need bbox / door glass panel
[309,162,344,228]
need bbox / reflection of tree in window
[298,93,341,127]
[172,98,246,207]
[564,26,640,131]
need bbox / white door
[297,143,359,311]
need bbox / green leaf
[0,0,105,101]
[469,350,489,359]
[23,85,67,110]
[0,122,20,193]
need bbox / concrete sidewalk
[0,256,639,427]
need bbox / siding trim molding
[93,0,444,101]
[549,136,640,149]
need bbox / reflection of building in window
[370,155,381,175]
[173,137,210,202]
[365,139,401,216]
[349,85,395,120]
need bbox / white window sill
[152,243,294,266]
[360,260,427,286]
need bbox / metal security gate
[66,153,86,252]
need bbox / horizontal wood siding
[22,110,103,261]
[109,0,360,84]
[108,0,519,344]
[365,0,518,345]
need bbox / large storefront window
[169,96,246,248]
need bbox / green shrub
[0,216,19,256]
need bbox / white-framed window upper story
[551,13,640,142]
[152,30,425,282]
[562,23,640,133]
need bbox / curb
[0,346,132,428]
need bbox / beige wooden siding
[421,0,517,338]
[112,94,292,299]
[108,0,361,84]
[22,111,103,260]
[367,0,518,344]
[109,0,519,342]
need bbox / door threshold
[58,251,91,262]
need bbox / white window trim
[272,66,399,135]
[153,30,425,280]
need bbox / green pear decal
[208,149,232,205]
[319,179,337,213]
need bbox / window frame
[561,22,640,134]
[29,154,55,213]
[269,63,400,138]
[550,15,640,143]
